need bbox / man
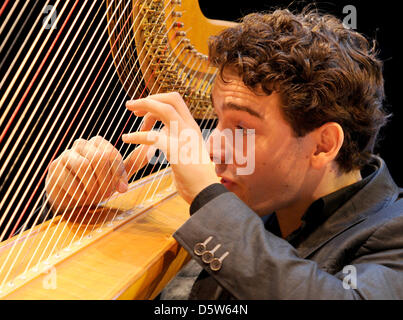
[45,8,403,299]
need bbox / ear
[310,122,344,170]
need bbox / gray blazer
[173,155,403,299]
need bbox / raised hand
[122,92,220,204]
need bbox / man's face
[209,69,316,216]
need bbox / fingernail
[122,133,132,142]
[121,168,128,181]
[117,179,128,193]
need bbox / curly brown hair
[208,8,390,173]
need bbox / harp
[0,0,236,299]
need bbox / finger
[123,130,174,166]
[89,136,128,192]
[140,113,158,132]
[80,138,127,197]
[71,141,114,201]
[146,92,195,124]
[46,161,81,210]
[125,98,182,127]
[61,149,102,203]
[123,145,153,178]
[47,152,103,210]
[89,136,124,167]
[122,130,159,145]
[46,180,74,213]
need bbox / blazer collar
[297,155,400,259]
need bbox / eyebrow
[210,95,263,119]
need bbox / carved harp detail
[0,0,234,299]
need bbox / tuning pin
[175,31,186,37]
[172,11,182,17]
[174,22,184,28]
[182,38,190,44]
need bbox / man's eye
[236,125,255,136]
[236,125,248,134]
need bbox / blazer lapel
[297,155,400,259]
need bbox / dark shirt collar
[264,160,378,246]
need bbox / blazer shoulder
[361,199,403,251]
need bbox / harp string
[2,0,141,252]
[43,21,201,264]
[15,0,152,277]
[0,2,99,220]
[0,3,85,256]
[31,1,194,277]
[0,1,116,227]
[0,0,10,18]
[95,38,216,227]
[93,31,208,224]
[0,12,114,268]
[0,5,140,290]
[0,1,67,142]
[0,0,170,280]
[0,0,132,227]
[36,0,176,257]
[0,0,108,266]
[80,54,209,243]
[44,2,185,254]
[0,0,18,37]
[0,1,40,87]
[0,1,97,178]
[0,0,118,243]
[86,33,195,234]
[0,0,136,285]
[66,28,192,241]
[78,31,201,240]
[0,0,49,93]
[0,0,145,278]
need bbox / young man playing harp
[45,8,403,299]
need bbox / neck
[276,166,362,239]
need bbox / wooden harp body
[0,0,235,299]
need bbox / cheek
[231,135,312,210]
[255,137,308,183]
